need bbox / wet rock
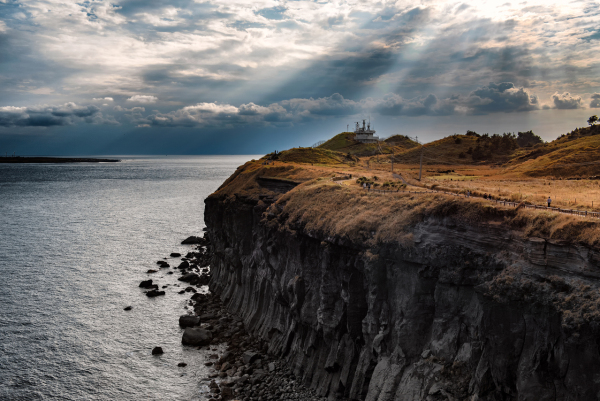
[177,362,187,367]
[179,272,199,283]
[146,269,158,274]
[177,261,190,270]
[242,351,260,365]
[182,327,213,346]
[151,347,163,355]
[170,252,181,257]
[123,306,132,311]
[139,279,154,288]
[146,290,165,297]
[179,315,201,328]
[181,236,201,244]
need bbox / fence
[330,177,600,219]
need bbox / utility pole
[417,136,423,181]
[347,124,349,132]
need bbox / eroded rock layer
[205,189,600,401]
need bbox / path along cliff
[204,160,600,401]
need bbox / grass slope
[506,134,600,178]
[318,132,418,156]
[274,147,358,165]
[393,135,480,165]
[384,135,420,151]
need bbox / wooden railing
[330,177,600,219]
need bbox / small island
[0,157,120,163]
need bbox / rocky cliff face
[205,183,600,400]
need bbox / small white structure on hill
[354,119,378,143]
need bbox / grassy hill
[392,135,480,165]
[313,124,600,178]
[318,132,419,156]
[384,135,420,151]
[269,147,359,165]
[506,131,600,178]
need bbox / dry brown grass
[268,178,600,247]
[211,156,600,247]
[353,161,600,211]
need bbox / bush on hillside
[517,130,543,147]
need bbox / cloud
[127,95,158,104]
[0,103,114,127]
[93,97,114,102]
[552,92,583,109]
[372,93,455,116]
[127,83,550,127]
[591,93,600,108]
[463,82,539,114]
[140,102,293,127]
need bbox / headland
[196,122,600,400]
[0,156,120,163]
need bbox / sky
[0,0,599,155]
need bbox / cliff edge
[205,159,600,401]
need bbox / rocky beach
[140,234,330,401]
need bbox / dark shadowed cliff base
[204,158,600,401]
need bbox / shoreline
[0,157,120,163]
[142,234,327,401]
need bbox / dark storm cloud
[465,82,539,114]
[0,103,113,127]
[552,92,583,109]
[374,94,455,116]
[590,93,600,108]
[130,82,544,128]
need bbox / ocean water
[0,156,253,401]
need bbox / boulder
[181,236,201,244]
[179,315,201,328]
[219,351,233,364]
[146,290,165,297]
[177,261,190,270]
[146,269,158,274]
[139,279,154,288]
[152,347,163,355]
[182,327,213,346]
[170,252,181,257]
[123,306,133,311]
[177,362,187,367]
[178,272,199,283]
[242,351,260,365]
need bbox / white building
[354,119,379,143]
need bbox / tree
[589,115,599,126]
[516,130,543,147]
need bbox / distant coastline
[0,157,120,163]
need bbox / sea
[0,156,254,401]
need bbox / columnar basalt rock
[205,191,600,400]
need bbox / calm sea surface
[0,156,253,401]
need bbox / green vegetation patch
[277,147,357,165]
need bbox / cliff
[205,160,600,400]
